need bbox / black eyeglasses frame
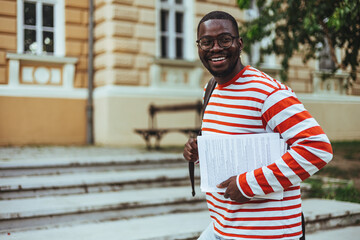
[196,34,239,51]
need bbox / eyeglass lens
[198,34,235,51]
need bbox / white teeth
[211,57,226,62]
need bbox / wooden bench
[134,101,202,149]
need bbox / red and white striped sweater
[201,65,333,240]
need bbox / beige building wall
[300,95,360,141]
[0,0,16,85]
[65,0,89,88]
[94,89,202,146]
[0,97,87,145]
[94,0,155,87]
[0,0,88,146]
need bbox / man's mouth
[210,56,226,62]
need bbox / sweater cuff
[236,173,255,198]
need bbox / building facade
[0,0,359,146]
[0,0,89,145]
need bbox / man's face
[197,19,242,78]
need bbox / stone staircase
[0,149,209,239]
[1,147,360,240]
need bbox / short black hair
[197,11,239,37]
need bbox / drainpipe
[86,0,94,144]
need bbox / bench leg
[143,133,161,150]
[142,133,152,150]
[155,132,164,150]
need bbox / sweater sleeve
[236,89,333,197]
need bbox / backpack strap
[189,77,217,196]
[201,77,217,121]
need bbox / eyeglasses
[196,34,239,51]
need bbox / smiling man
[197,20,244,84]
[183,11,333,240]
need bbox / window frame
[17,0,65,56]
[157,0,194,61]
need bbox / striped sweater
[201,65,333,240]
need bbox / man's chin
[206,57,239,78]
[209,68,232,78]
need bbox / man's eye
[201,39,212,46]
[220,37,232,43]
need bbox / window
[319,39,336,71]
[159,0,189,59]
[17,0,65,56]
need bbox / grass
[304,177,360,203]
[331,140,360,161]
[318,165,360,179]
[304,140,360,203]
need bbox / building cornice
[6,53,78,64]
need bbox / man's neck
[214,61,245,85]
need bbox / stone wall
[94,0,156,87]
[65,0,89,88]
[0,0,16,85]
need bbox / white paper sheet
[197,133,287,200]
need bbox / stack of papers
[197,133,287,200]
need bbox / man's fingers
[217,177,231,188]
[183,149,198,162]
[183,148,198,162]
[223,187,231,198]
[183,138,199,162]
[189,138,198,148]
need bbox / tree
[237,0,360,82]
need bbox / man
[183,11,333,240]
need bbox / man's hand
[183,138,199,162]
[217,176,250,203]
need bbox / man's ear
[238,37,244,51]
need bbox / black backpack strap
[201,77,217,120]
[189,77,217,196]
[300,212,306,239]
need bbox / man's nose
[211,39,222,51]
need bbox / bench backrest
[148,101,202,129]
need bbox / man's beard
[207,57,239,77]
[202,47,241,78]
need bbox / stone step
[0,210,211,240]
[0,185,207,231]
[302,199,360,233]
[0,167,200,200]
[0,152,184,177]
[2,199,360,240]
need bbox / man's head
[197,11,243,82]
[197,11,239,37]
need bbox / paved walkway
[307,225,360,240]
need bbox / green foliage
[304,178,360,203]
[332,140,360,161]
[305,178,326,198]
[237,0,360,82]
[237,0,251,9]
[334,185,360,203]
[319,166,360,179]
